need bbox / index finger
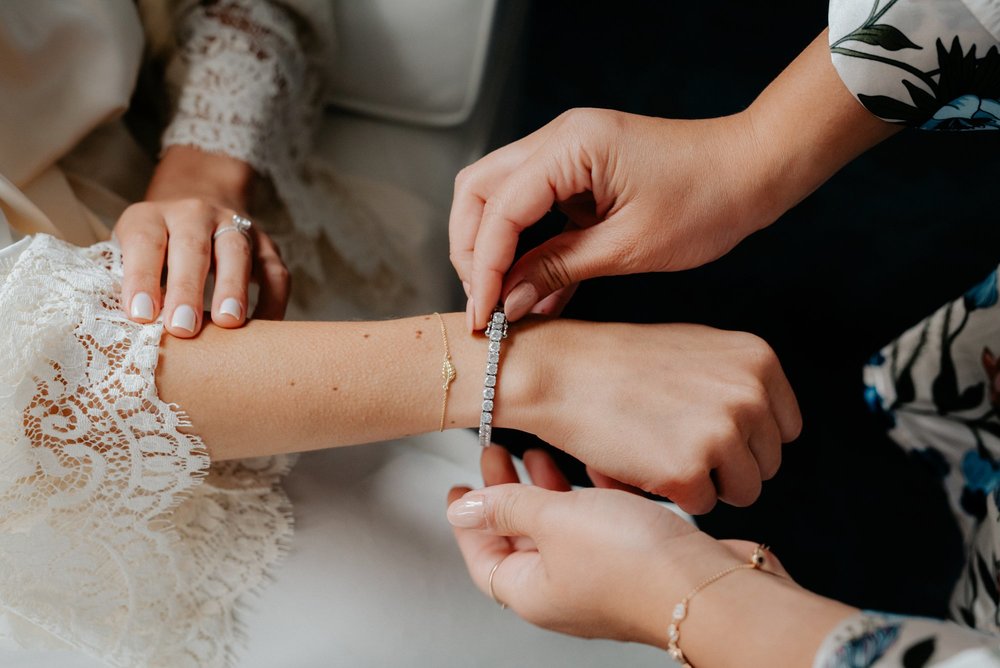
[470,143,591,329]
[449,132,550,287]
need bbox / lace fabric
[0,235,293,667]
[159,0,413,297]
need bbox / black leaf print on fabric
[901,637,935,667]
[847,24,922,51]
[978,554,1000,606]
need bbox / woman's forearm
[156,313,546,460]
[744,29,901,227]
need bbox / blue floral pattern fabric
[815,266,1000,665]
[829,0,1000,129]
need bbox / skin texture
[115,146,290,338]
[448,446,857,666]
[449,30,900,331]
[155,315,800,514]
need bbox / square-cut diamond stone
[488,352,499,364]
[483,387,495,400]
[488,341,500,352]
[486,363,498,375]
[493,311,505,323]
[485,375,496,387]
[482,399,494,412]
[489,328,503,341]
[481,411,492,424]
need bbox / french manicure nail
[220,297,242,321]
[171,305,197,332]
[504,282,538,322]
[466,296,475,333]
[130,292,154,321]
[447,496,485,528]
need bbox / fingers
[586,467,645,495]
[251,232,290,321]
[447,482,552,537]
[523,449,572,492]
[481,444,521,487]
[210,227,252,327]
[161,212,214,338]
[449,130,549,287]
[500,224,624,322]
[712,439,762,508]
[116,203,167,323]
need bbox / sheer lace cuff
[0,236,292,667]
[161,0,319,175]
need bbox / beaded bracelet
[479,308,508,447]
[666,544,769,667]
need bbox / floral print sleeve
[815,612,1000,667]
[829,0,1000,130]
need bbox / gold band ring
[488,556,508,610]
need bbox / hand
[450,108,773,330]
[447,446,853,665]
[450,33,898,331]
[506,319,801,514]
[115,146,290,338]
[447,447,789,649]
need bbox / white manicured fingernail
[130,292,154,321]
[220,298,242,321]
[171,305,197,332]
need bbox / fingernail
[465,296,475,333]
[447,496,485,528]
[504,282,538,322]
[220,297,242,321]
[462,281,471,298]
[171,305,197,332]
[130,292,154,321]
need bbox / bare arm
[156,313,534,460]
[155,313,801,515]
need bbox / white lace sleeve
[0,235,293,667]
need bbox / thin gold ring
[488,556,508,610]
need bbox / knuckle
[737,332,778,371]
[454,165,476,191]
[489,492,520,532]
[174,234,212,257]
[176,198,215,220]
[535,251,574,292]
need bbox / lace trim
[0,235,293,667]
[159,0,412,291]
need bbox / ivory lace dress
[0,1,399,665]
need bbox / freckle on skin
[415,330,423,339]
[363,334,370,339]
[289,380,296,387]
[333,387,339,392]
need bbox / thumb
[502,221,634,322]
[447,483,553,537]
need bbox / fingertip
[127,291,157,323]
[167,304,199,338]
[448,486,474,505]
[212,297,245,327]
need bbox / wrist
[146,145,257,212]
[638,534,856,666]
